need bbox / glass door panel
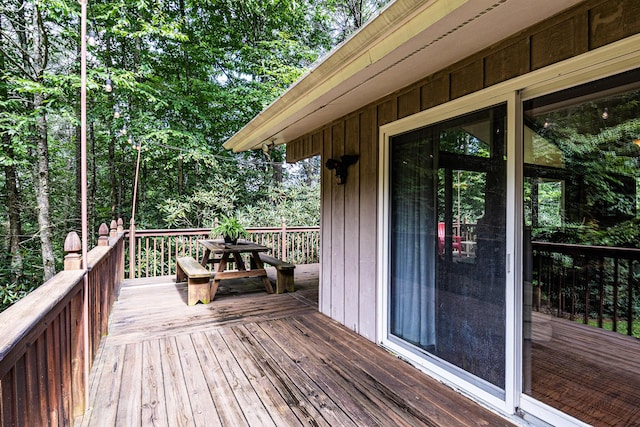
[522,69,640,426]
[389,104,507,395]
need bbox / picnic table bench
[258,253,295,293]
[176,256,212,305]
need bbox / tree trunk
[31,4,55,280]
[0,14,24,281]
[34,93,56,280]
[178,154,184,195]
[2,135,23,281]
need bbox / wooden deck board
[292,315,489,427]
[256,318,387,426]
[160,337,193,426]
[218,327,300,426]
[74,264,513,427]
[141,339,168,426]
[189,332,244,426]
[530,312,640,427]
[240,323,341,427]
[116,343,143,426]
[174,334,219,426]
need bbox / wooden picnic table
[198,239,274,294]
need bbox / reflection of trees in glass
[439,170,486,224]
[440,130,490,157]
[528,88,640,246]
[537,180,563,226]
[437,127,490,224]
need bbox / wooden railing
[530,241,640,336]
[0,220,125,425]
[125,221,320,279]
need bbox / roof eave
[223,0,582,153]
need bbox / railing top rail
[532,241,640,259]
[0,270,86,376]
[87,233,125,269]
[125,226,320,237]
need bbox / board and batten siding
[285,0,640,340]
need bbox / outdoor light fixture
[113,105,120,118]
[602,107,609,120]
[325,154,359,185]
[105,74,113,93]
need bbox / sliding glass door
[387,104,508,396]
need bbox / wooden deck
[530,312,640,427]
[74,264,513,427]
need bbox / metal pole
[79,0,90,408]
[129,144,142,278]
[131,143,142,224]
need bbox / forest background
[0,0,390,310]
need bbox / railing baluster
[598,257,604,329]
[613,258,619,332]
[570,266,576,321]
[584,260,590,326]
[123,226,320,278]
[531,242,639,337]
[628,261,634,336]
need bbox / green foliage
[237,183,321,227]
[211,216,249,241]
[0,0,384,310]
[0,281,36,313]
[575,319,640,339]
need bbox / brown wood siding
[590,0,640,49]
[320,129,331,317]
[484,38,530,87]
[286,0,640,336]
[397,87,421,119]
[357,107,378,340]
[343,114,360,330]
[286,133,321,163]
[330,122,346,322]
[450,60,484,100]
[530,14,588,71]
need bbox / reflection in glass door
[522,69,640,426]
[388,104,507,396]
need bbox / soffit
[224,0,583,153]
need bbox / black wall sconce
[325,155,359,185]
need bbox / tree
[320,0,391,43]
[0,0,390,310]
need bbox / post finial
[98,223,109,246]
[64,231,83,270]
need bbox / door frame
[378,91,518,414]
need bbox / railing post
[64,231,83,270]
[281,218,287,261]
[117,217,124,233]
[109,220,118,238]
[129,218,136,279]
[98,223,109,246]
[64,231,87,414]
